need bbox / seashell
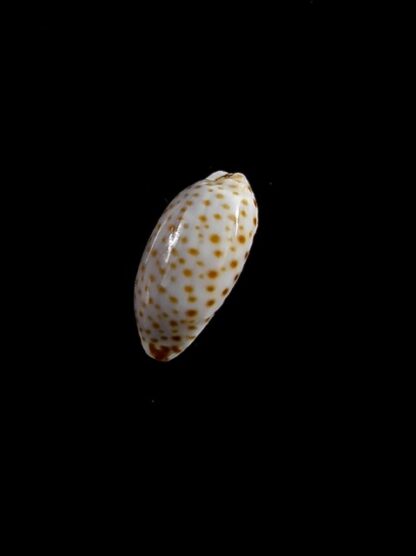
[134,171,258,361]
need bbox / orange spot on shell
[149,343,171,362]
[207,270,218,279]
[183,268,193,277]
[210,234,221,244]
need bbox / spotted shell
[134,171,259,361]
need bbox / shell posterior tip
[206,170,249,186]
[206,170,229,181]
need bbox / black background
[5,3,398,544]
[19,0,367,485]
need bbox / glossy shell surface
[134,171,258,361]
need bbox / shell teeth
[134,171,259,362]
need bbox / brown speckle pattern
[134,170,258,361]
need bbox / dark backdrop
[5,2,392,544]
[21,0,363,479]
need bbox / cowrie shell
[134,171,258,361]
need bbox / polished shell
[134,171,258,361]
